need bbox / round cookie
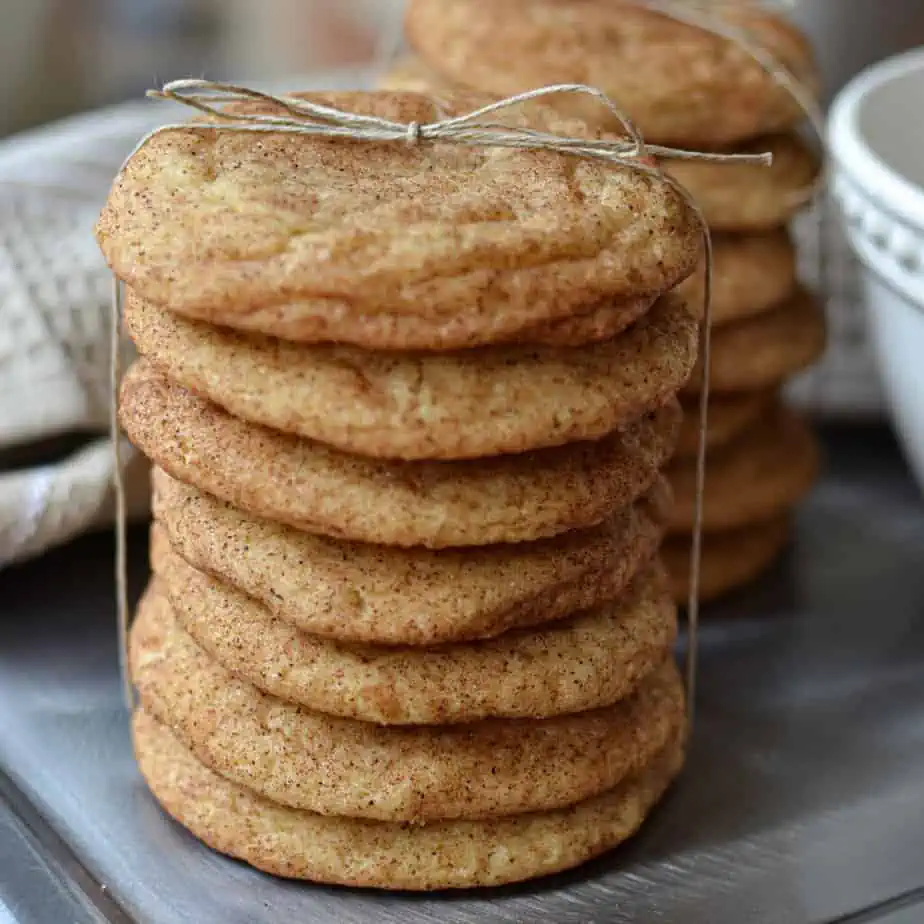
[130,586,686,822]
[668,407,820,535]
[666,134,819,232]
[133,709,685,890]
[675,391,774,460]
[98,90,701,345]
[664,516,790,604]
[125,293,697,461]
[151,537,678,725]
[404,0,818,148]
[676,230,796,326]
[121,361,681,548]
[152,468,670,645]
[686,288,827,394]
[123,283,661,355]
[126,287,660,354]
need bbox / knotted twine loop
[110,80,774,730]
[141,79,772,170]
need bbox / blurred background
[0,0,404,138]
[3,0,924,139]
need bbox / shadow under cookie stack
[99,88,708,888]
[387,0,829,604]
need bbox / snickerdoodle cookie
[121,362,681,548]
[677,230,796,326]
[667,134,819,232]
[404,0,818,147]
[668,407,819,535]
[675,391,774,460]
[125,292,697,460]
[152,468,670,645]
[686,288,827,394]
[663,516,790,604]
[98,90,701,347]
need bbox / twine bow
[143,78,773,171]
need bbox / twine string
[109,79,767,728]
[686,230,711,727]
[142,79,772,170]
[110,276,132,710]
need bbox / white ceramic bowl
[829,49,924,491]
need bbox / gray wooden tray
[2,427,924,924]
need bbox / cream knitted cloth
[0,71,366,569]
[0,101,163,568]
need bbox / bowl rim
[828,47,924,230]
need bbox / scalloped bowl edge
[829,48,924,494]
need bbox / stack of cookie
[99,89,707,889]
[389,0,828,602]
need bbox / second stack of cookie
[390,0,829,603]
[100,88,707,888]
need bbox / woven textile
[0,102,164,568]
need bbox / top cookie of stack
[99,90,700,357]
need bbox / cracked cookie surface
[126,292,697,460]
[152,469,670,645]
[98,90,701,344]
[121,361,681,548]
